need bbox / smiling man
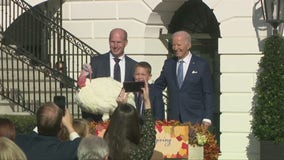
[82,28,137,122]
[154,31,215,127]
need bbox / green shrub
[0,115,36,134]
[252,35,284,143]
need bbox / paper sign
[155,125,189,158]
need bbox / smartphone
[123,81,145,92]
[53,95,66,115]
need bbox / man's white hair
[77,135,109,160]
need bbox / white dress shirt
[176,52,192,80]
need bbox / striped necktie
[177,60,184,88]
[113,57,121,82]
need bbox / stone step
[0,48,81,117]
[0,98,30,115]
[1,58,79,81]
[1,93,82,116]
[2,80,76,92]
[1,88,78,104]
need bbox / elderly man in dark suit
[154,31,215,128]
[15,102,81,160]
[82,28,137,121]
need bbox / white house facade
[22,0,270,159]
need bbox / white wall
[25,0,46,6]
[209,0,266,159]
[61,0,264,159]
[61,0,187,81]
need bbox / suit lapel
[183,55,197,88]
[171,58,179,89]
[105,53,111,76]
[125,56,130,80]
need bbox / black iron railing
[0,0,100,117]
[1,0,100,79]
[0,42,81,116]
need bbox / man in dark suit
[15,102,81,160]
[82,28,137,121]
[133,61,165,120]
[154,31,214,127]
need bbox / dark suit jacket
[135,84,165,120]
[91,52,137,81]
[83,52,137,121]
[15,132,81,160]
[154,55,214,123]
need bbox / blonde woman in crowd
[58,119,90,141]
[0,137,27,160]
[73,119,90,137]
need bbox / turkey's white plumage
[75,77,135,121]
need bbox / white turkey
[75,64,135,121]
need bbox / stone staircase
[0,99,30,115]
[0,0,96,118]
[0,41,81,117]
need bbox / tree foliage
[252,35,284,143]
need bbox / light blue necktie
[177,60,184,88]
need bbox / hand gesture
[81,64,93,77]
[140,79,151,109]
[116,88,129,104]
[62,108,75,134]
[77,64,93,88]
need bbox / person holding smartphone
[133,61,165,120]
[54,95,66,115]
[104,81,156,160]
[15,102,81,160]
